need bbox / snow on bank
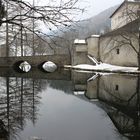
[64,63,139,74]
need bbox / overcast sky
[32,0,124,19]
[82,0,124,18]
[30,0,125,31]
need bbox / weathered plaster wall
[100,34,138,66]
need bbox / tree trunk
[6,2,9,57]
[138,28,140,70]
[138,53,140,70]
[135,75,140,133]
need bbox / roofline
[74,43,87,45]
[86,34,100,40]
[110,2,125,18]
[110,1,140,18]
[100,18,139,37]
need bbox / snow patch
[65,63,138,73]
[74,39,86,44]
[91,35,100,38]
[72,63,137,72]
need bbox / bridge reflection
[0,67,71,80]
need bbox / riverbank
[64,63,140,74]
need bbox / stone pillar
[86,35,100,61]
[72,39,87,65]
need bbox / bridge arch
[0,55,70,68]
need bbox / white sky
[29,0,124,18]
[81,0,124,18]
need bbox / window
[115,85,119,91]
[116,48,120,54]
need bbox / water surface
[0,69,139,140]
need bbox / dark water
[0,68,139,140]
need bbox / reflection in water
[0,77,45,139]
[0,75,73,140]
[76,73,140,140]
[0,69,139,140]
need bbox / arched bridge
[0,54,70,68]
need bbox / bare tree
[1,0,82,29]
[0,0,83,56]
[0,0,5,25]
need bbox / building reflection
[72,71,140,139]
[0,77,44,140]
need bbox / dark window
[115,85,119,91]
[116,48,120,54]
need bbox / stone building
[72,0,140,67]
[110,0,140,30]
[100,19,139,66]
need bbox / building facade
[110,0,140,30]
[72,0,140,67]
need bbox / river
[0,68,139,140]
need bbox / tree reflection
[0,77,44,140]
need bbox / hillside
[51,5,118,49]
[75,5,117,38]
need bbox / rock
[42,61,57,72]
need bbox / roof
[101,18,139,37]
[110,0,140,18]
